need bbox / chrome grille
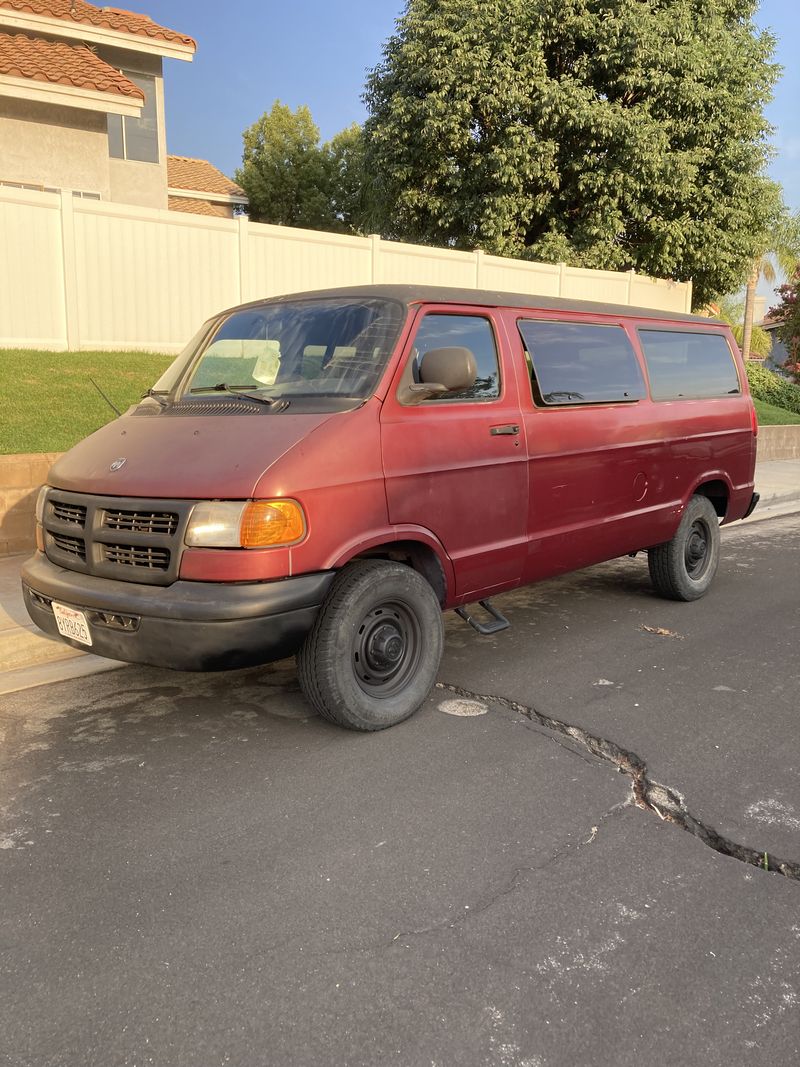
[50,533,85,559]
[52,501,87,526]
[102,543,170,570]
[103,509,178,536]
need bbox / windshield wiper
[190,384,279,406]
[141,388,169,408]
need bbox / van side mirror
[404,346,478,403]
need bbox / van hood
[48,408,339,499]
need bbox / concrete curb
[739,500,800,527]
[0,655,125,697]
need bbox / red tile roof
[0,1,195,50]
[167,156,245,199]
[0,30,143,98]
[168,195,234,219]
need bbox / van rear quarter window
[517,320,646,406]
[638,329,741,400]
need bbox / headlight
[185,500,306,548]
[35,485,49,523]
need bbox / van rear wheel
[297,560,444,731]
[648,495,720,601]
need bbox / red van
[22,285,759,730]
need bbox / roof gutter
[0,72,143,115]
[168,187,248,206]
[0,10,195,61]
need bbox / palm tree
[741,209,800,361]
[716,296,772,358]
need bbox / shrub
[746,361,800,415]
[768,272,800,383]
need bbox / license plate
[52,602,93,647]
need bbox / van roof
[228,284,710,324]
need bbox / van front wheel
[297,560,444,731]
[648,495,721,602]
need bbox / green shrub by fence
[746,362,800,416]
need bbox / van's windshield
[164,298,405,406]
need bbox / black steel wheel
[648,495,721,601]
[352,600,424,698]
[297,560,443,730]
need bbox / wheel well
[351,540,447,606]
[694,480,729,518]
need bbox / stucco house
[762,316,791,372]
[0,0,244,214]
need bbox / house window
[107,72,159,164]
[1,180,59,193]
[1,181,99,197]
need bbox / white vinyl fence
[1,186,693,353]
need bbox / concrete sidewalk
[1,458,798,697]
[0,553,124,696]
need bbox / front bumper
[22,553,335,671]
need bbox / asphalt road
[1,515,799,1067]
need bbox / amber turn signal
[240,500,306,547]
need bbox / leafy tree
[236,101,333,230]
[715,296,771,359]
[237,104,371,235]
[323,123,371,234]
[768,269,800,377]
[740,209,800,360]
[364,0,781,306]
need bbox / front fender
[325,524,456,600]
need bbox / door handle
[490,424,520,436]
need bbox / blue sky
[154,1,398,172]
[152,0,798,299]
[756,0,800,216]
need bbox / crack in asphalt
[376,802,630,950]
[243,802,631,960]
[436,682,800,882]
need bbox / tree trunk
[741,263,759,361]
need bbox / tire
[297,560,444,731]
[648,495,721,602]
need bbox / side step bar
[455,599,510,636]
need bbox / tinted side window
[411,315,500,401]
[518,321,646,406]
[638,330,741,400]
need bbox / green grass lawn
[753,398,800,426]
[0,349,174,454]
